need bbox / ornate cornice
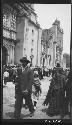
[3,36,17,44]
[3,3,17,15]
[3,26,17,33]
[3,38,15,47]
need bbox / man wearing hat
[14,57,35,119]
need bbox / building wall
[37,29,42,67]
[23,18,38,67]
[3,4,16,65]
[52,20,63,67]
[41,19,63,69]
[3,3,41,66]
[14,4,41,66]
[14,17,25,64]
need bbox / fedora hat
[20,57,30,64]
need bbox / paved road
[3,77,70,119]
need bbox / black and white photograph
[2,0,71,122]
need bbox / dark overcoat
[19,67,34,93]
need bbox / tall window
[32,29,34,35]
[31,39,34,46]
[49,55,51,65]
[26,28,29,32]
[25,34,27,40]
[60,40,61,46]
[24,48,26,56]
[31,48,33,55]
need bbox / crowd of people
[3,57,71,119]
[3,64,53,86]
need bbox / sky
[34,4,71,55]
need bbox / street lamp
[30,54,34,66]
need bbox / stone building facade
[41,19,63,69]
[41,29,53,68]
[3,3,17,65]
[14,3,42,67]
[2,1,42,67]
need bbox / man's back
[21,67,34,92]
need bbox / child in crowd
[32,69,42,109]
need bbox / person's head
[56,63,60,67]
[34,69,39,78]
[20,57,30,68]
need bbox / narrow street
[3,77,70,119]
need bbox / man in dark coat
[14,57,35,119]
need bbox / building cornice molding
[3,37,15,46]
[24,3,37,16]
[3,26,17,33]
[3,3,17,14]
[28,17,40,29]
[13,3,41,29]
[3,36,17,44]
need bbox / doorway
[2,46,8,65]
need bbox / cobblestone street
[3,77,70,120]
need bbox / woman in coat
[43,65,66,117]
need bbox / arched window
[31,48,33,55]
[32,29,34,35]
[31,39,34,45]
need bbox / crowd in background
[3,64,70,85]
